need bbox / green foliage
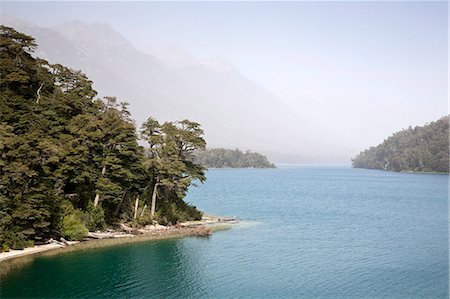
[2,244,10,252]
[195,148,276,168]
[135,213,154,227]
[156,202,203,225]
[62,213,89,241]
[140,118,207,221]
[1,229,28,250]
[0,27,208,249]
[84,203,106,231]
[352,116,449,172]
[0,26,39,99]
[61,200,105,232]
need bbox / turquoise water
[1,166,448,298]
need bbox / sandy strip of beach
[0,216,237,267]
[0,224,233,277]
[0,243,73,262]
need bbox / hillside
[352,116,449,172]
[0,17,289,150]
[1,15,353,163]
[195,148,276,168]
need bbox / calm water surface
[1,166,448,298]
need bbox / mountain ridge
[1,15,354,163]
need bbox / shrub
[0,214,28,250]
[156,202,203,225]
[61,200,76,216]
[62,213,88,241]
[137,213,153,227]
[0,228,28,250]
[62,200,106,232]
[84,203,106,231]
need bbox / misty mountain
[2,16,352,163]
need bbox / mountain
[1,16,352,163]
[352,116,449,172]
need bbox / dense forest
[195,148,276,168]
[0,26,207,251]
[352,116,449,172]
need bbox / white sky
[3,1,448,156]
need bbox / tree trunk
[36,82,44,104]
[140,205,147,218]
[113,190,127,218]
[150,183,160,219]
[93,165,107,207]
[133,195,140,219]
[93,193,100,207]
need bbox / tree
[90,97,146,222]
[0,26,209,249]
[0,27,64,247]
[194,148,276,168]
[0,25,38,96]
[352,116,449,172]
[141,118,206,222]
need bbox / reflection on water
[2,239,213,298]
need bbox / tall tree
[89,97,146,222]
[141,118,206,221]
[0,27,64,247]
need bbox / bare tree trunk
[94,165,107,207]
[113,190,128,218]
[133,195,140,219]
[140,205,147,218]
[93,194,100,207]
[36,82,44,104]
[150,183,160,219]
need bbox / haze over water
[2,1,447,163]
[2,166,448,298]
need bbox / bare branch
[36,82,44,104]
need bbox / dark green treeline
[195,148,276,168]
[352,116,449,173]
[0,26,206,250]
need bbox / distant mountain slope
[1,16,354,163]
[352,116,449,172]
[195,148,276,168]
[1,17,284,138]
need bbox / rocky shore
[0,215,237,266]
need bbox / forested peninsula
[194,148,276,168]
[0,26,209,251]
[352,116,449,173]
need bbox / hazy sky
[2,1,448,155]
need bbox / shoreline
[352,166,449,174]
[0,216,237,276]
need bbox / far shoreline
[207,167,276,170]
[352,166,449,175]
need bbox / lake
[1,166,448,298]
